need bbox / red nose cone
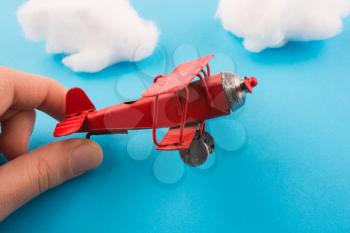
[243,77,258,93]
[248,77,258,87]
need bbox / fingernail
[71,140,103,176]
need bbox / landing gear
[179,131,215,167]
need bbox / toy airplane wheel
[179,131,214,167]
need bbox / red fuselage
[83,73,230,133]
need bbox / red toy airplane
[54,55,257,166]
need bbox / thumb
[0,138,103,220]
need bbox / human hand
[0,67,103,220]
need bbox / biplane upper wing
[142,54,214,97]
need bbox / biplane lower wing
[156,124,198,151]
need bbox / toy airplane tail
[54,88,96,137]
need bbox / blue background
[1,0,350,232]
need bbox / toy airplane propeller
[54,55,258,166]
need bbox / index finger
[0,67,67,120]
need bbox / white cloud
[216,0,350,52]
[17,0,159,72]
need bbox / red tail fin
[54,88,95,137]
[66,88,95,117]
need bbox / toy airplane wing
[142,55,214,97]
[156,124,198,151]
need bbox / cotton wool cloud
[216,0,350,52]
[17,0,159,73]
